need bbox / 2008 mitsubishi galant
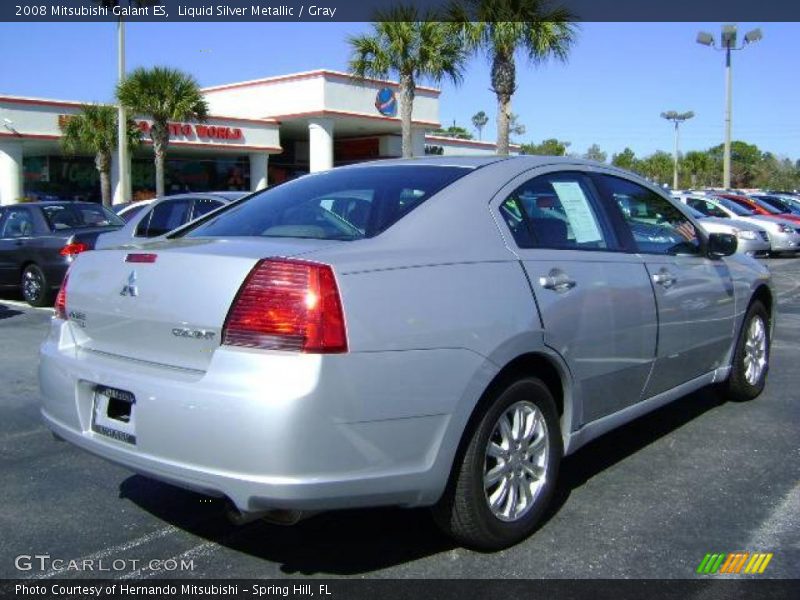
[39,156,773,550]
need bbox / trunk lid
[65,237,338,371]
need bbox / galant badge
[120,271,138,297]
[172,328,216,340]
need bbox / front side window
[499,172,611,250]
[596,175,700,255]
[182,166,470,241]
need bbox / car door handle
[652,269,677,288]
[539,269,577,292]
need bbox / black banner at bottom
[1,580,797,600]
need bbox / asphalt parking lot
[1,259,798,580]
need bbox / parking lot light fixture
[660,111,695,190]
[696,25,763,189]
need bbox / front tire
[21,264,52,307]
[724,300,770,401]
[433,378,562,550]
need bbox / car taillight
[60,242,89,256]
[223,258,347,353]
[54,272,69,320]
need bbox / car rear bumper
[39,321,487,512]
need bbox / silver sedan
[39,157,773,550]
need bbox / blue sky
[1,21,797,160]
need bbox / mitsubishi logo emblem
[120,271,138,297]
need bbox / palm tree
[116,66,208,197]
[451,0,578,155]
[471,110,489,140]
[59,104,140,207]
[348,6,467,158]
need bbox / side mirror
[707,232,737,258]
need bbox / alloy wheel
[743,315,767,386]
[483,400,549,522]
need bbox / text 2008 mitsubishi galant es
[39,156,773,550]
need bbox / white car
[679,202,770,256]
[94,192,248,250]
[680,195,800,255]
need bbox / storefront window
[23,155,252,203]
[23,156,99,202]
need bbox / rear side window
[1,208,35,238]
[499,172,612,250]
[137,199,192,237]
[42,204,122,230]
[183,166,470,241]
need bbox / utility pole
[697,25,763,189]
[660,111,695,190]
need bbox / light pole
[660,110,694,190]
[116,17,131,204]
[697,25,762,189]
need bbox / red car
[716,193,800,224]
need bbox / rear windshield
[182,165,470,241]
[42,204,124,230]
[119,203,149,223]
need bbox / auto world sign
[137,120,244,142]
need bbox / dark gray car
[0,202,123,306]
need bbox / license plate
[91,385,137,445]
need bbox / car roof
[152,191,245,201]
[10,201,103,207]
[351,155,623,170]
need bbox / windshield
[684,206,706,219]
[717,198,755,216]
[749,198,782,215]
[41,204,124,230]
[183,166,471,241]
[754,196,793,214]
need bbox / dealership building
[0,70,514,205]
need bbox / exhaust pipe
[225,501,313,526]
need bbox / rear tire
[724,300,770,402]
[432,377,562,551]
[21,264,52,307]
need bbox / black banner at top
[2,0,799,23]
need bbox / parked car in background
[0,202,124,306]
[41,157,773,550]
[750,194,800,217]
[679,202,770,257]
[688,195,800,255]
[767,193,800,215]
[72,192,248,251]
[716,193,800,225]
